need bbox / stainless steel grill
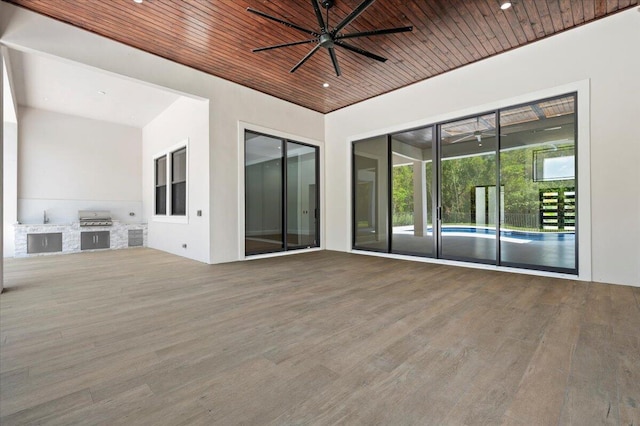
[78,210,113,227]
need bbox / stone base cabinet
[14,222,147,258]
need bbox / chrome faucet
[44,210,50,224]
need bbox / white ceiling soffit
[8,49,181,128]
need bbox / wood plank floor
[1,249,639,425]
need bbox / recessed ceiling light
[322,82,330,88]
[98,90,106,95]
[500,2,512,10]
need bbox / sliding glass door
[499,95,576,272]
[390,127,435,256]
[245,132,284,254]
[353,136,389,252]
[352,93,578,274]
[286,142,319,250]
[439,113,498,263]
[245,131,319,256]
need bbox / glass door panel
[499,95,577,272]
[353,136,389,252]
[286,141,318,249]
[245,131,284,255]
[439,113,498,263]
[390,127,435,256]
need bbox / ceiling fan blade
[328,47,341,76]
[253,38,319,52]
[290,44,322,73]
[332,0,377,35]
[247,8,320,37]
[450,134,473,143]
[336,26,413,40]
[310,0,327,33]
[335,41,387,62]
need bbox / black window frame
[154,144,188,218]
[244,129,320,256]
[351,92,578,275]
[170,147,187,216]
[154,155,167,216]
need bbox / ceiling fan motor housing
[320,33,334,48]
[321,0,335,9]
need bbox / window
[533,147,575,182]
[155,156,167,215]
[154,142,188,219]
[171,148,187,215]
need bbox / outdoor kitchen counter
[14,221,148,258]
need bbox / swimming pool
[394,225,575,242]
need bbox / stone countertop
[15,221,148,227]
[14,223,72,227]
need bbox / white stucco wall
[143,97,210,263]
[325,9,640,287]
[16,107,142,224]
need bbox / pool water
[397,226,575,242]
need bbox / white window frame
[153,139,189,224]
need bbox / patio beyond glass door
[438,113,498,263]
[499,95,577,272]
[390,127,435,257]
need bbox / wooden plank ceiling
[5,0,637,113]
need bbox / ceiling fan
[450,130,493,144]
[247,0,413,76]
[447,117,500,144]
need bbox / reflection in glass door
[353,136,389,252]
[245,132,284,254]
[439,113,498,263]
[287,142,318,249]
[245,131,319,256]
[390,127,435,256]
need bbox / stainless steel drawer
[128,230,144,247]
